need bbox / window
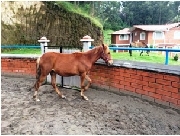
[140,32,146,40]
[119,34,129,40]
[153,31,164,39]
[174,31,180,39]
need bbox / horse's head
[100,44,113,66]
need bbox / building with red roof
[110,23,180,48]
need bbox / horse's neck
[85,47,102,64]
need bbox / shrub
[174,54,178,61]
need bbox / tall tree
[67,1,179,30]
[120,1,178,26]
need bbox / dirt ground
[1,75,180,135]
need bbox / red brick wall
[1,57,180,109]
[1,58,36,76]
[164,27,180,44]
[90,65,180,109]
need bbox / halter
[100,48,112,63]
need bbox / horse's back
[39,52,86,76]
[40,52,80,64]
[40,52,59,63]
[38,52,58,71]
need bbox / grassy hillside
[54,2,103,29]
[55,2,113,44]
[103,29,114,45]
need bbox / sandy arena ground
[1,75,180,135]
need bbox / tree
[67,1,179,30]
[120,1,178,26]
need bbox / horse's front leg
[129,44,132,56]
[140,50,143,56]
[80,73,89,101]
[85,75,92,90]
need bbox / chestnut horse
[32,44,113,101]
[129,41,150,56]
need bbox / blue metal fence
[1,45,180,65]
[1,45,40,49]
[108,47,180,65]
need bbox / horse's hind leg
[146,51,150,56]
[33,74,46,101]
[129,50,132,56]
[50,71,66,99]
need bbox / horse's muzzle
[107,59,113,66]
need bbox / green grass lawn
[1,48,41,54]
[111,51,180,65]
[2,48,180,65]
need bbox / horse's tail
[36,57,41,80]
[29,57,41,91]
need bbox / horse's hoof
[33,96,40,101]
[62,95,66,99]
[83,96,89,101]
[36,98,40,102]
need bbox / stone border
[95,59,180,75]
[1,54,40,59]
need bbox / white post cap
[80,35,94,42]
[38,36,50,42]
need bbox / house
[110,22,180,55]
[110,28,131,52]
[111,22,180,47]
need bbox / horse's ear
[102,43,107,49]
[102,43,105,48]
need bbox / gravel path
[1,75,180,135]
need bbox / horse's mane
[73,44,108,56]
[72,52,83,57]
[82,45,103,55]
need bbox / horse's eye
[108,52,110,54]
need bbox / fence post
[80,35,94,52]
[165,51,169,65]
[38,36,50,84]
[38,36,50,54]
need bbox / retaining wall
[2,1,103,46]
[90,62,180,110]
[1,55,38,76]
[1,55,180,110]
